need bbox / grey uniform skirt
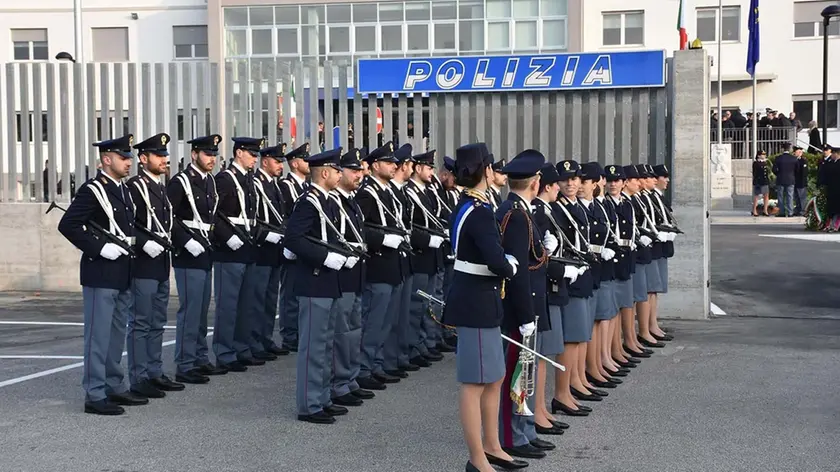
[632,266,648,302]
[614,279,634,309]
[657,258,669,293]
[595,280,619,320]
[645,259,664,293]
[561,297,592,343]
[456,326,505,384]
[539,304,565,356]
[587,292,598,325]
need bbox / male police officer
[249,142,290,360]
[284,147,352,424]
[58,134,148,415]
[127,133,185,398]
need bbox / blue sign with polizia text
[356,50,666,95]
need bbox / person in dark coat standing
[772,143,797,217]
[752,150,770,216]
[793,146,809,216]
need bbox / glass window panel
[602,14,621,45]
[794,22,815,38]
[251,29,272,54]
[330,26,350,53]
[488,22,510,49]
[356,25,376,51]
[459,0,484,20]
[301,5,325,25]
[275,6,299,25]
[224,8,248,27]
[721,7,740,41]
[821,21,840,36]
[818,100,838,128]
[459,20,484,51]
[514,21,537,48]
[513,0,538,18]
[226,30,247,56]
[249,6,274,26]
[382,24,402,51]
[327,4,351,23]
[301,25,326,56]
[175,44,192,58]
[92,27,129,61]
[406,2,431,21]
[542,19,566,48]
[277,28,298,54]
[380,4,404,22]
[793,101,814,126]
[625,12,644,44]
[33,41,49,60]
[407,24,429,51]
[541,0,567,16]
[194,43,208,58]
[433,1,457,20]
[696,10,716,42]
[13,42,29,60]
[353,4,378,22]
[487,0,511,19]
[603,13,621,29]
[434,23,456,49]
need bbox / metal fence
[710,126,799,159]
[0,58,672,203]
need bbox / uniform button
[494,286,498,290]
[532,292,536,296]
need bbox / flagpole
[717,0,723,144]
[752,73,757,157]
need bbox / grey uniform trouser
[296,296,340,415]
[82,287,132,402]
[383,279,411,370]
[409,273,435,358]
[332,291,362,398]
[127,278,170,386]
[174,268,212,374]
[359,282,400,378]
[279,264,299,347]
[249,264,283,353]
[213,262,258,364]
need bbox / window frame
[11,28,49,62]
[695,6,741,44]
[793,95,840,129]
[602,11,645,47]
[172,25,209,60]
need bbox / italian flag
[510,360,533,416]
[278,79,298,141]
[677,0,688,50]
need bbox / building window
[696,7,740,42]
[92,27,129,62]
[794,1,840,38]
[793,96,839,128]
[173,26,208,59]
[277,28,298,55]
[603,11,644,46]
[12,29,48,61]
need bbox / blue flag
[747,0,760,76]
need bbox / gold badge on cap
[563,161,571,171]
[129,136,134,146]
[305,143,311,153]
[389,142,394,152]
[213,136,220,146]
[260,138,266,148]
[282,144,287,153]
[609,166,615,174]
[356,150,360,159]
[161,135,168,146]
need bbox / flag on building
[677,0,688,50]
[747,0,760,76]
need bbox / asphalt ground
[1,224,839,472]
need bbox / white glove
[265,232,282,244]
[600,247,616,261]
[323,252,348,270]
[344,255,359,269]
[142,240,165,259]
[640,235,652,246]
[100,243,128,260]
[577,265,588,276]
[669,232,678,241]
[656,231,667,242]
[226,235,244,251]
[428,235,445,249]
[444,229,450,238]
[519,322,536,337]
[283,248,298,260]
[542,230,559,255]
[184,239,205,257]
[563,265,579,284]
[504,254,519,276]
[382,234,403,249]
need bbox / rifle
[46,201,136,257]
[650,204,685,234]
[216,212,255,245]
[134,223,179,257]
[550,255,588,268]
[303,234,368,260]
[364,221,413,253]
[412,223,449,241]
[173,217,213,252]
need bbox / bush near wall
[766,152,827,230]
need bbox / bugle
[46,201,137,257]
[415,290,565,372]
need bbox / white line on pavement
[0,321,210,330]
[0,355,84,360]
[710,302,727,316]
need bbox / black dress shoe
[535,424,565,435]
[624,347,651,358]
[384,369,408,379]
[485,453,529,470]
[282,343,299,353]
[638,336,665,348]
[84,400,124,416]
[267,345,290,356]
[570,387,602,402]
[175,370,210,384]
[424,350,444,362]
[324,404,348,416]
[503,444,546,459]
[466,461,480,472]
[613,358,634,368]
[238,357,266,366]
[530,438,556,451]
[606,369,628,377]
[399,362,420,372]
[196,363,228,375]
[410,355,431,367]
[219,361,247,372]
[589,388,608,397]
[351,388,375,399]
[130,381,166,399]
[373,372,400,384]
[551,399,589,416]
[550,419,570,430]
[333,393,363,406]
[590,378,617,388]
[107,391,149,406]
[652,332,674,341]
[626,357,641,363]
[436,342,456,353]
[642,347,655,354]
[604,377,622,385]
[149,375,186,391]
[298,411,335,424]
[253,351,278,361]
[356,376,387,390]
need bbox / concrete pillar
[661,49,711,320]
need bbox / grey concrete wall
[661,49,711,320]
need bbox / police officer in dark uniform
[284,147,351,424]
[442,143,523,472]
[635,165,666,349]
[212,137,262,372]
[168,134,227,384]
[249,142,290,360]
[651,164,677,342]
[487,158,506,212]
[58,134,148,415]
[126,133,185,399]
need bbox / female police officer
[442,143,524,472]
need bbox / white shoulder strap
[89,180,127,240]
